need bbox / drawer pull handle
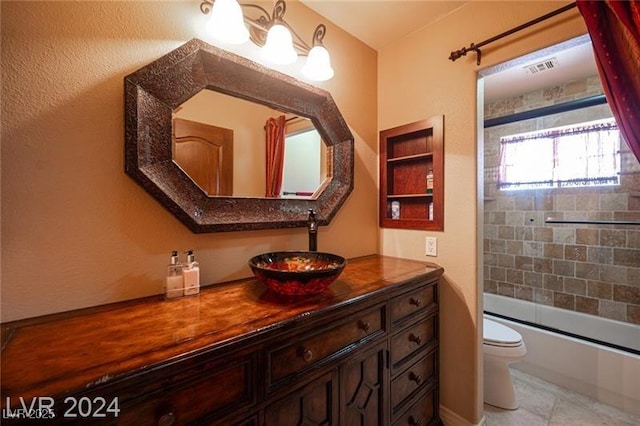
[409,371,423,385]
[158,412,175,426]
[408,416,421,426]
[358,320,371,332]
[409,297,422,307]
[298,347,314,362]
[409,333,422,345]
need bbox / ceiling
[300,1,597,102]
[300,0,468,50]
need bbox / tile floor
[483,368,640,425]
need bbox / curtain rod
[449,2,577,65]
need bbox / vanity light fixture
[200,0,334,81]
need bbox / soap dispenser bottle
[165,251,184,299]
[183,250,200,296]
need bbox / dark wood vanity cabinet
[1,256,442,426]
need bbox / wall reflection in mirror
[172,89,330,199]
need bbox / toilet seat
[484,318,523,347]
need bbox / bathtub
[484,293,640,416]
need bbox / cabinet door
[340,342,387,426]
[264,370,338,426]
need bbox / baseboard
[439,405,486,426]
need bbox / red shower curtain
[577,0,640,162]
[265,115,286,197]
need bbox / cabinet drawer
[390,314,437,373]
[268,305,385,386]
[393,386,438,426]
[391,349,437,415]
[390,282,437,327]
[117,355,255,425]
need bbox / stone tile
[628,231,640,249]
[524,241,544,257]
[627,304,640,325]
[534,194,554,210]
[555,195,576,211]
[575,194,599,211]
[544,243,565,259]
[533,257,553,274]
[515,226,533,241]
[515,285,533,301]
[564,245,587,261]
[534,227,553,242]
[628,267,640,288]
[613,285,640,305]
[549,397,637,425]
[564,277,586,295]
[506,240,524,255]
[497,254,515,268]
[554,292,575,310]
[600,229,626,247]
[553,260,575,277]
[554,228,575,244]
[484,279,498,293]
[587,246,613,264]
[491,266,506,281]
[484,252,497,266]
[544,274,564,291]
[506,211,524,226]
[534,288,554,306]
[599,300,627,321]
[491,239,507,254]
[576,262,599,280]
[524,271,544,288]
[506,268,524,285]
[515,196,534,211]
[599,193,628,211]
[599,265,628,284]
[587,281,612,299]
[484,405,548,426]
[485,225,498,239]
[499,225,515,240]
[576,296,599,315]
[497,196,516,211]
[498,282,515,297]
[576,228,598,245]
[491,211,506,225]
[613,248,640,268]
[515,256,534,271]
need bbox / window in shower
[497,118,621,190]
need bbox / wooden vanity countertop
[1,255,443,404]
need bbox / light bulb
[262,24,298,65]
[206,0,249,45]
[302,45,334,81]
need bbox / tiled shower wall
[484,76,640,326]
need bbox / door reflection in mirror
[172,89,328,198]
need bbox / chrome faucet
[308,209,317,251]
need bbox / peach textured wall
[378,1,587,423]
[0,0,378,322]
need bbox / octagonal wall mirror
[125,39,354,233]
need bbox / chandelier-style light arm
[200,0,334,80]
[200,0,314,53]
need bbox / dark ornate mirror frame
[125,39,354,233]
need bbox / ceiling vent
[525,57,559,74]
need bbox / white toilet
[483,317,527,409]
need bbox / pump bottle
[183,250,200,296]
[165,251,184,299]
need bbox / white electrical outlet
[425,236,437,256]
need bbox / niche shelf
[379,115,444,231]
